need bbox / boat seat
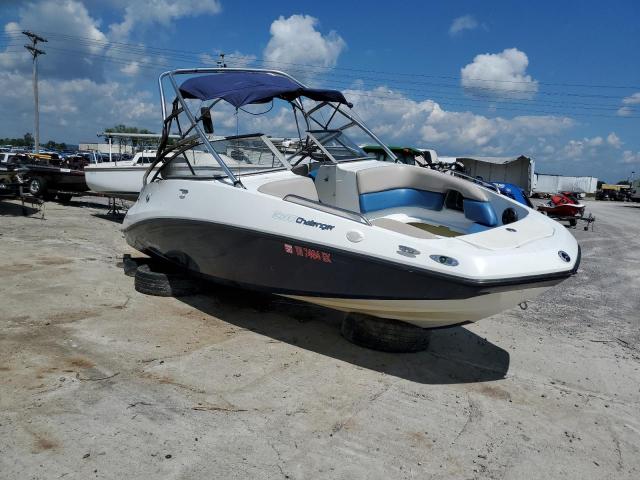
[258,176,319,201]
[371,218,439,239]
[357,164,489,201]
[360,188,444,213]
[463,199,498,227]
[356,164,498,226]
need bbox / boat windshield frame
[145,68,397,188]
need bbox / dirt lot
[1,197,639,479]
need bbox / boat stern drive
[123,68,580,329]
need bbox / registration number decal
[284,243,332,263]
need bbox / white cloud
[617,92,640,116]
[543,132,640,175]
[607,132,622,148]
[621,150,640,165]
[121,61,140,76]
[0,0,108,81]
[558,135,612,160]
[263,14,346,82]
[622,92,640,105]
[617,107,633,117]
[109,0,222,40]
[449,15,478,36]
[461,48,539,100]
[0,71,158,142]
[341,85,573,155]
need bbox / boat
[537,192,586,226]
[86,148,278,200]
[122,68,580,329]
[8,154,88,201]
[85,151,160,200]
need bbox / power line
[0,35,636,104]
[8,38,631,103]
[1,32,639,119]
[2,29,640,90]
[2,44,636,118]
[27,45,636,117]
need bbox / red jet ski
[537,191,585,226]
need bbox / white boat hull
[85,166,153,200]
[284,286,549,328]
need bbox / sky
[0,0,638,182]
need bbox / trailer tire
[134,262,199,297]
[28,177,48,197]
[569,219,577,227]
[341,313,431,353]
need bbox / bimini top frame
[147,68,397,187]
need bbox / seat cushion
[258,176,319,201]
[463,199,498,226]
[359,188,444,213]
[356,164,489,202]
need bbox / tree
[23,132,34,147]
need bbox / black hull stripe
[124,217,576,301]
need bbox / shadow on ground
[0,199,41,217]
[92,213,125,224]
[176,283,510,385]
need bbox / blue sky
[0,0,638,181]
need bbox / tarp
[456,155,534,195]
[179,72,351,107]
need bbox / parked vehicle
[7,154,88,201]
[0,163,24,197]
[0,152,20,164]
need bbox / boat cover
[179,71,352,107]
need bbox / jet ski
[122,68,580,329]
[537,192,586,226]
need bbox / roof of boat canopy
[178,71,352,108]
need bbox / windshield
[161,134,288,179]
[286,129,374,166]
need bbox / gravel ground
[1,196,639,479]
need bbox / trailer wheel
[28,177,47,197]
[569,219,577,227]
[134,262,199,297]
[341,313,431,353]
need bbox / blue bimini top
[179,71,352,108]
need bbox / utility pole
[23,31,47,154]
